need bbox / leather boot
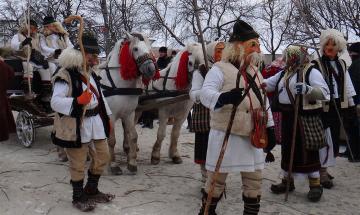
[308,177,323,202]
[320,167,333,189]
[198,190,222,215]
[71,180,96,212]
[84,171,115,203]
[243,194,261,215]
[270,178,295,194]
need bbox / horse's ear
[124,30,134,40]
[149,39,156,45]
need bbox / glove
[216,88,244,107]
[264,127,276,153]
[265,152,275,163]
[54,49,62,59]
[21,37,32,47]
[294,82,312,95]
[77,90,92,105]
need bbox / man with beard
[312,29,357,188]
[40,15,73,71]
[10,20,51,100]
[198,20,276,215]
[265,45,330,202]
[51,33,114,212]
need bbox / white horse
[139,43,205,165]
[98,32,157,175]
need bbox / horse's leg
[108,117,123,175]
[151,113,167,165]
[168,118,183,164]
[122,121,130,154]
[123,112,138,173]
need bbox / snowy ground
[1,119,360,215]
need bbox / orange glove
[77,90,92,105]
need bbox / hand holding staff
[64,15,89,125]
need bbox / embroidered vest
[210,61,262,136]
[313,58,348,110]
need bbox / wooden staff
[192,0,209,71]
[284,94,300,201]
[25,0,32,96]
[64,15,89,123]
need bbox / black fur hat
[74,32,100,54]
[229,20,259,42]
[43,16,56,25]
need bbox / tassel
[174,51,189,90]
[119,41,138,80]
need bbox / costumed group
[1,15,360,215]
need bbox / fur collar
[58,47,83,69]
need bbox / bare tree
[257,0,295,60]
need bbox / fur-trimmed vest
[210,62,262,136]
[312,57,348,110]
[51,68,110,148]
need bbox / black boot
[270,178,295,194]
[84,171,115,203]
[40,82,52,113]
[198,190,222,215]
[71,180,96,212]
[243,195,260,215]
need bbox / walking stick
[192,0,209,71]
[204,65,255,215]
[291,0,355,161]
[284,94,300,201]
[64,15,89,125]
[25,0,32,96]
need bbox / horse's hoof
[110,166,123,175]
[127,164,138,173]
[151,157,160,165]
[172,156,183,164]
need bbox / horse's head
[186,43,206,72]
[124,31,157,79]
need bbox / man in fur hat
[40,16,73,67]
[51,32,114,212]
[198,20,276,215]
[10,19,51,101]
[265,45,330,202]
[312,29,357,188]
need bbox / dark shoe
[198,190,222,215]
[71,179,96,212]
[84,171,115,203]
[320,168,333,189]
[72,195,96,212]
[321,180,333,189]
[307,186,323,202]
[85,189,115,203]
[270,178,295,194]
[243,194,260,215]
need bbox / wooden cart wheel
[16,111,35,148]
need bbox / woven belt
[85,106,99,117]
